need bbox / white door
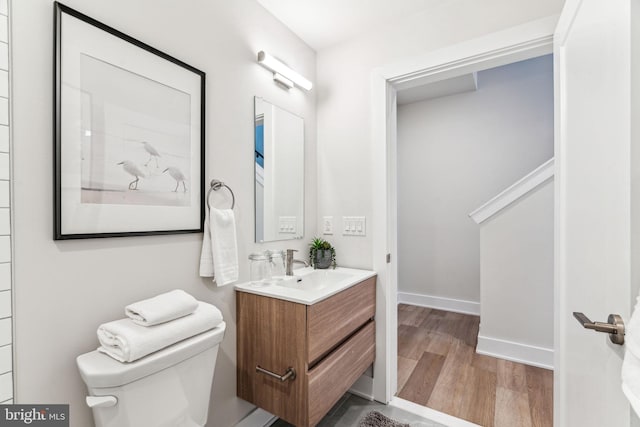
[555,0,635,426]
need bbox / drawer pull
[256,365,296,382]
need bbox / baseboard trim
[398,292,480,316]
[234,407,277,427]
[476,335,554,370]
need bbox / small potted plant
[309,237,336,269]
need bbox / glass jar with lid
[268,250,286,278]
[248,253,271,284]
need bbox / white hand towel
[125,290,198,327]
[199,215,215,277]
[622,292,640,416]
[97,301,223,363]
[199,208,239,286]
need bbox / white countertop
[234,266,376,305]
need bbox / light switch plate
[278,216,297,234]
[323,216,333,235]
[342,216,366,236]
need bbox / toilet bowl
[77,322,226,427]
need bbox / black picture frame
[54,2,205,240]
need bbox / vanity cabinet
[236,276,376,427]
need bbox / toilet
[76,322,226,427]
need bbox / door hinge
[386,253,391,263]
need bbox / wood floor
[397,304,553,427]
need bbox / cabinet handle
[256,365,296,382]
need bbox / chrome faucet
[285,249,309,276]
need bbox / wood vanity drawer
[236,292,308,426]
[306,276,375,365]
[307,320,375,427]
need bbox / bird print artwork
[163,167,187,193]
[117,160,146,190]
[77,53,193,209]
[142,141,161,168]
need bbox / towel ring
[206,179,235,212]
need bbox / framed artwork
[54,2,205,240]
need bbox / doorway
[393,54,554,425]
[368,14,558,420]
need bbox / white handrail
[469,158,554,224]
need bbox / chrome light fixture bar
[273,73,294,89]
[257,51,313,91]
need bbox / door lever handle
[573,312,625,345]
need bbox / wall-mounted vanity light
[257,51,313,91]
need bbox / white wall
[316,0,564,270]
[477,179,554,367]
[11,1,316,426]
[396,55,554,304]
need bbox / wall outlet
[342,216,366,236]
[323,216,333,235]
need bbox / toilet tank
[77,322,226,427]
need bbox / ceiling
[256,0,445,51]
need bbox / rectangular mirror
[254,97,304,242]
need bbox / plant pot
[313,249,333,269]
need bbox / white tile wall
[0,318,10,347]
[0,98,7,126]
[0,372,11,402]
[0,264,9,291]
[0,70,7,99]
[0,153,7,180]
[0,181,8,207]
[0,291,9,318]
[0,208,9,235]
[0,16,7,44]
[1,0,10,403]
[0,345,10,374]
[0,237,9,263]
[0,125,7,153]
[0,43,7,72]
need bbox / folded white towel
[623,293,640,416]
[125,290,198,327]
[97,301,223,363]
[199,208,239,286]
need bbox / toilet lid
[76,322,225,388]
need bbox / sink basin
[234,267,376,305]
[276,269,353,290]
